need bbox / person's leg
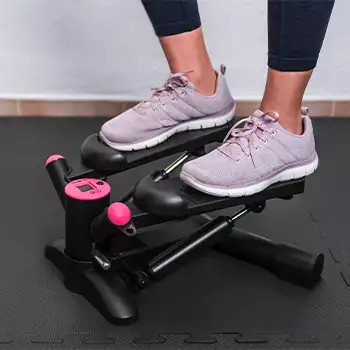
[261,0,335,134]
[100,0,235,151]
[142,0,216,95]
[181,0,335,197]
[159,29,216,95]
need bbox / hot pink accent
[107,202,131,227]
[45,154,64,167]
[65,178,110,201]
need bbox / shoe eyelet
[181,91,186,96]
[172,98,176,102]
[272,131,276,135]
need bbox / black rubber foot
[45,239,139,325]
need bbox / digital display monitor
[77,184,94,192]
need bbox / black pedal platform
[133,175,305,218]
[80,121,234,175]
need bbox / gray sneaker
[100,65,235,151]
[180,108,318,197]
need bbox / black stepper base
[45,240,138,325]
[214,227,325,289]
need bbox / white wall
[0,0,348,101]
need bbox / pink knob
[107,202,131,227]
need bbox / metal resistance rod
[121,151,191,202]
[164,151,191,175]
[227,207,250,224]
[147,206,251,281]
[197,209,323,287]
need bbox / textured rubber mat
[0,117,350,349]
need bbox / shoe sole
[99,104,236,152]
[180,155,319,198]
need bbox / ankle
[186,69,217,96]
[260,104,303,135]
[279,117,303,135]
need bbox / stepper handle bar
[45,155,70,207]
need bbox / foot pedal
[80,122,234,175]
[80,134,127,174]
[133,174,305,218]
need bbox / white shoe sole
[99,104,236,152]
[180,155,319,198]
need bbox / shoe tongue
[219,109,269,158]
[251,109,273,125]
[251,109,280,128]
[168,74,194,91]
[252,109,265,118]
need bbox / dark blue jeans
[141,0,335,71]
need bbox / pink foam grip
[45,154,64,167]
[107,202,131,227]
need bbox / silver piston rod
[164,151,191,175]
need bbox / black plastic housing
[46,157,70,206]
[65,190,109,262]
[80,122,234,175]
[214,227,324,288]
[45,120,324,326]
[133,175,305,218]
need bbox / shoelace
[219,111,280,167]
[133,73,189,116]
